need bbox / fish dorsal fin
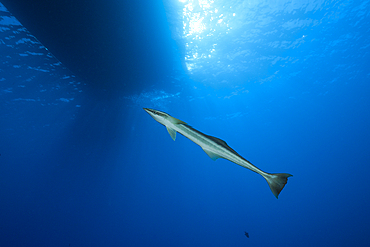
[168,116,187,125]
[207,136,228,147]
[207,135,240,156]
[201,147,222,161]
[166,127,177,141]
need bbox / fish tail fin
[263,173,293,199]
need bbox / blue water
[1,1,370,246]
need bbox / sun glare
[178,0,235,71]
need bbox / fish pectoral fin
[166,127,177,141]
[202,148,222,161]
[168,116,187,125]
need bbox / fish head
[143,108,170,125]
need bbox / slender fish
[144,108,292,198]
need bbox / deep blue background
[1,1,369,246]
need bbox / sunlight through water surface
[180,0,236,72]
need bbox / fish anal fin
[166,127,177,141]
[202,148,222,161]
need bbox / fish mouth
[144,108,169,118]
[143,108,158,117]
[143,108,154,114]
